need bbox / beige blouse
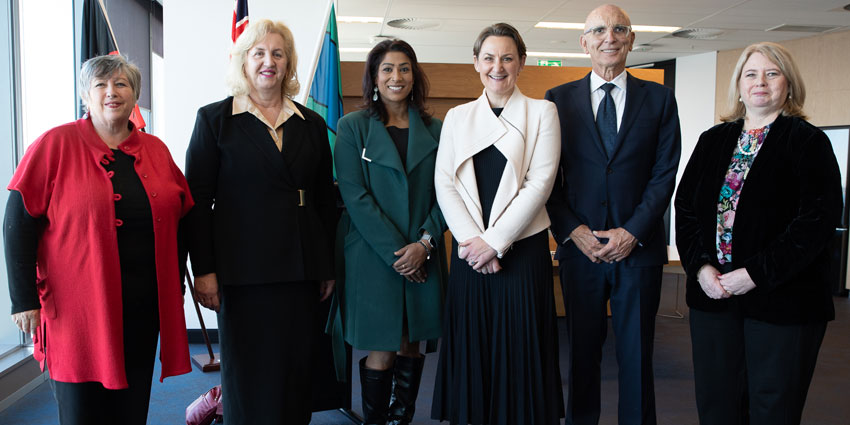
[232,95,304,151]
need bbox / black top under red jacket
[675,114,842,324]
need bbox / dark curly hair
[361,39,432,125]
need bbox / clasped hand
[570,225,637,264]
[697,265,756,299]
[458,236,502,275]
[393,242,429,283]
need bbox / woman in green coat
[334,39,447,425]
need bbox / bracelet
[417,240,431,260]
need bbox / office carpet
[1,274,848,424]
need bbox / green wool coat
[333,108,447,352]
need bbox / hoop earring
[372,86,378,101]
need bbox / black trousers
[218,281,318,425]
[559,256,662,425]
[690,308,827,425]
[50,312,159,425]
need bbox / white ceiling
[336,0,850,66]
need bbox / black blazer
[675,114,841,324]
[545,72,681,266]
[185,97,336,286]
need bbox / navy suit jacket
[545,72,681,266]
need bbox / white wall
[670,52,717,254]
[19,0,75,149]
[163,0,332,329]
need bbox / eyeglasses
[583,25,632,39]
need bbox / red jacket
[8,117,194,389]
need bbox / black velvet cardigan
[675,114,842,324]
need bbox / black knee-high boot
[387,355,425,425]
[359,357,393,425]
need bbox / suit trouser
[689,308,826,425]
[559,256,662,425]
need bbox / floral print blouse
[716,124,771,264]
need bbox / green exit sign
[537,59,562,67]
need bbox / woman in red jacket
[4,54,193,424]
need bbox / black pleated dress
[432,110,565,424]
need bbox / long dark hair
[361,39,432,125]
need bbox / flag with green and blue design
[306,4,344,179]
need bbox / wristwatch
[420,232,436,260]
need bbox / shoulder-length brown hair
[361,39,432,125]
[720,42,807,122]
[226,19,300,99]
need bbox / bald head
[584,4,632,31]
[580,3,635,80]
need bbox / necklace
[737,126,769,156]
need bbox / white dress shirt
[590,70,628,131]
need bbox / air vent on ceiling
[766,24,840,33]
[670,28,724,39]
[370,34,397,44]
[386,18,440,30]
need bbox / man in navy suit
[545,4,681,425]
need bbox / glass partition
[0,0,21,359]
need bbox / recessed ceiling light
[339,47,373,53]
[527,51,590,58]
[337,16,383,24]
[632,44,653,52]
[765,24,840,33]
[536,22,679,33]
[632,25,681,33]
[535,22,585,30]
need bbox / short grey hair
[79,55,142,108]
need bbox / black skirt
[431,230,565,424]
[218,281,318,425]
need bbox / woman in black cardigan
[675,42,842,425]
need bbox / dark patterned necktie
[596,82,617,157]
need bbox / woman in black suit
[675,42,842,425]
[185,19,336,425]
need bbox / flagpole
[300,0,335,104]
[96,0,119,52]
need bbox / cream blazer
[434,87,560,257]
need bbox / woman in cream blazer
[434,87,559,257]
[430,22,564,425]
